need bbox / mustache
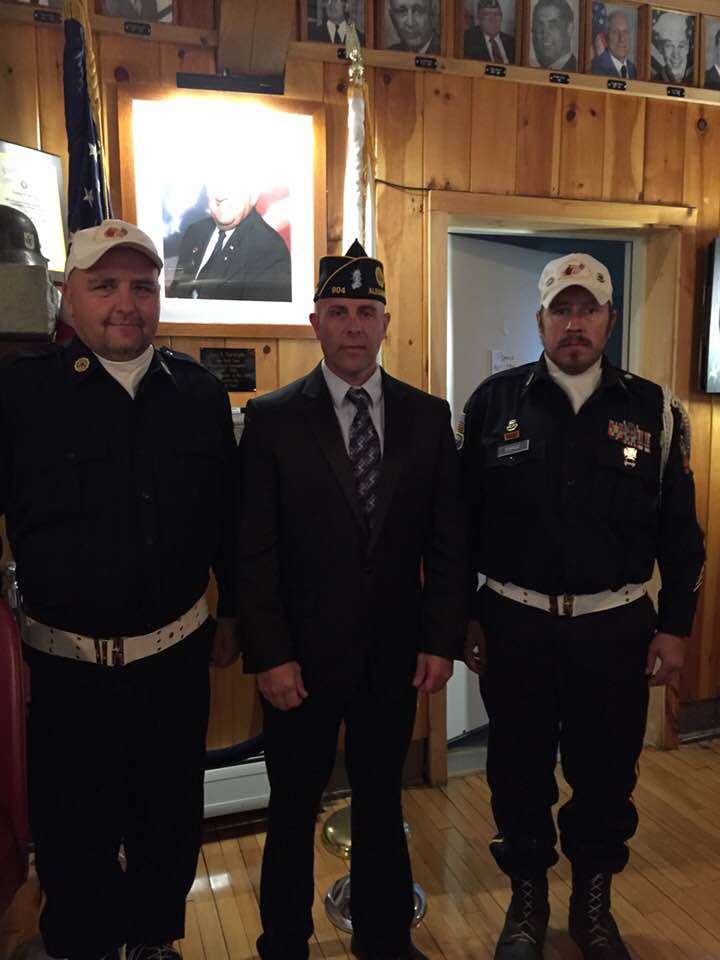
[559,336,592,347]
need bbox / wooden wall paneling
[217,0,295,75]
[277,338,323,385]
[284,58,324,100]
[159,41,216,84]
[0,22,39,149]
[558,89,606,200]
[374,69,424,388]
[176,0,215,29]
[35,25,68,194]
[642,99,687,205]
[695,399,720,701]
[602,94,645,203]
[422,73,471,191]
[224,337,280,406]
[515,84,561,197]
[469,77,517,196]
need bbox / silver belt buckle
[562,594,574,617]
[93,637,125,666]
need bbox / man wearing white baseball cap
[458,252,704,959]
[0,219,239,960]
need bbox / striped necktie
[346,387,382,522]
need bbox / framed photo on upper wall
[586,1,646,80]
[301,0,373,45]
[379,0,444,55]
[701,16,720,90]
[96,0,174,21]
[649,7,697,85]
[117,86,326,335]
[526,0,581,71]
[458,0,520,64]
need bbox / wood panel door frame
[424,190,697,781]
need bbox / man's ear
[309,311,320,338]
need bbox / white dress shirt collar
[321,359,383,408]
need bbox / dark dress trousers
[591,47,637,78]
[463,27,515,62]
[169,207,291,302]
[236,364,467,959]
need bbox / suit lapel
[368,372,412,554]
[302,365,366,533]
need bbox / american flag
[63,0,112,232]
[592,2,609,57]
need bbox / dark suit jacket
[706,65,720,89]
[308,20,366,43]
[236,364,468,704]
[169,207,291,302]
[591,47,637,78]
[463,27,515,63]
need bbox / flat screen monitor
[700,238,720,393]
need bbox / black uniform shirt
[0,337,236,638]
[460,355,705,637]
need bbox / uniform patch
[608,419,651,454]
[455,412,466,450]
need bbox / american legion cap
[314,239,386,304]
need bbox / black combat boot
[494,874,549,959]
[569,872,631,959]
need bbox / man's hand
[464,619,487,676]
[210,617,241,668]
[258,661,308,710]
[412,653,453,694]
[646,632,686,687]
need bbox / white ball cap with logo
[64,219,163,280]
[539,252,613,309]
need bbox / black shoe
[350,936,429,960]
[569,872,631,959]
[494,875,549,959]
[126,946,181,960]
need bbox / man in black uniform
[0,220,239,960]
[459,252,704,960]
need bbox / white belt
[24,596,209,667]
[486,579,647,617]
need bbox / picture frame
[300,0,374,46]
[95,0,175,22]
[117,86,326,337]
[378,0,446,56]
[701,15,720,91]
[649,6,697,86]
[585,0,646,80]
[525,0,581,72]
[457,0,521,64]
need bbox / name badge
[498,439,530,458]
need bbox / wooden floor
[4,741,720,960]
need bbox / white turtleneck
[96,344,154,398]
[544,353,602,414]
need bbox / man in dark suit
[236,241,467,960]
[463,0,515,63]
[531,0,577,70]
[387,0,439,53]
[591,10,637,78]
[169,174,291,302]
[705,28,720,88]
[308,0,366,43]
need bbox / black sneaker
[126,946,181,960]
[494,875,550,959]
[350,937,429,960]
[569,872,631,959]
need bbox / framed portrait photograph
[301,0,373,45]
[380,0,443,55]
[587,1,644,79]
[527,0,580,71]
[117,88,325,331]
[649,7,696,86]
[459,0,519,63]
[96,0,174,21]
[701,16,720,90]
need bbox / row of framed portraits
[15,0,173,21]
[301,0,720,89]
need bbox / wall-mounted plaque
[200,348,257,392]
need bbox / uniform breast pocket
[483,438,547,515]
[171,431,225,506]
[595,443,659,525]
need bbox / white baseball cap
[538,252,613,309]
[65,219,163,279]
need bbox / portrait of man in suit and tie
[703,21,720,89]
[235,240,467,960]
[306,0,366,44]
[168,165,291,303]
[590,4,638,78]
[529,0,579,70]
[463,0,516,63]
[101,0,172,21]
[384,0,440,54]
[650,9,695,84]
